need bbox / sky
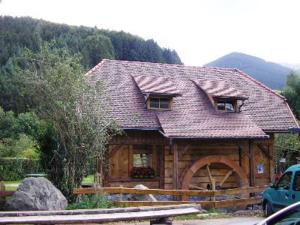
[0,0,300,66]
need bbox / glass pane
[133,153,152,167]
[160,98,170,109]
[149,98,159,108]
[133,154,143,167]
[293,171,300,191]
[217,102,225,110]
[225,103,234,112]
[272,205,300,225]
[277,172,292,189]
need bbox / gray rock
[6,177,67,210]
[128,184,157,202]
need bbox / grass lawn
[2,175,95,191]
[2,181,20,191]
[82,175,95,185]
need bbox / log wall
[104,131,274,189]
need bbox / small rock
[129,184,157,202]
[6,177,67,211]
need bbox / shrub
[0,157,43,180]
[67,194,112,209]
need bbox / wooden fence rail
[73,186,265,209]
[115,197,262,208]
[73,186,265,197]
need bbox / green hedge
[0,157,43,181]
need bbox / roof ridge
[233,68,286,100]
[100,59,236,72]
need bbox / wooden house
[87,59,299,191]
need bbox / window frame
[130,145,157,179]
[214,98,237,113]
[147,96,172,110]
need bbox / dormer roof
[193,79,248,100]
[132,75,181,97]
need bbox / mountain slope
[0,16,182,69]
[206,52,292,89]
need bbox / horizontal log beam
[115,197,262,209]
[0,204,198,217]
[0,206,200,224]
[73,186,266,197]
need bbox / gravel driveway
[174,217,263,225]
[128,217,263,225]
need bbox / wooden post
[269,135,275,183]
[238,146,242,167]
[95,156,105,187]
[159,145,165,189]
[172,143,179,190]
[249,140,255,186]
[0,181,5,210]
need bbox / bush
[67,194,112,209]
[0,157,43,180]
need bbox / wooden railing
[73,186,265,209]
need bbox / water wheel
[181,155,249,200]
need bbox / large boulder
[6,177,67,210]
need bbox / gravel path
[127,217,263,225]
[174,217,263,225]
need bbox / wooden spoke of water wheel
[206,164,234,190]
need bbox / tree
[0,106,42,159]
[282,71,300,118]
[13,44,118,200]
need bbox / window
[132,145,152,168]
[293,171,300,191]
[277,172,292,189]
[133,152,152,167]
[148,97,171,110]
[131,145,155,179]
[215,99,236,112]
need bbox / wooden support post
[0,181,5,210]
[238,146,242,167]
[159,145,165,189]
[249,141,255,187]
[95,156,102,187]
[172,143,179,190]
[269,144,274,183]
[269,135,275,183]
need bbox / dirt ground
[125,217,263,225]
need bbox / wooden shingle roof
[87,59,299,139]
[132,75,181,96]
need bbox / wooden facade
[100,130,274,190]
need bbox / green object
[263,164,300,216]
[0,158,42,181]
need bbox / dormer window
[148,97,171,110]
[131,75,181,111]
[193,79,248,113]
[215,99,236,112]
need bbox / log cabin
[86,59,299,191]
